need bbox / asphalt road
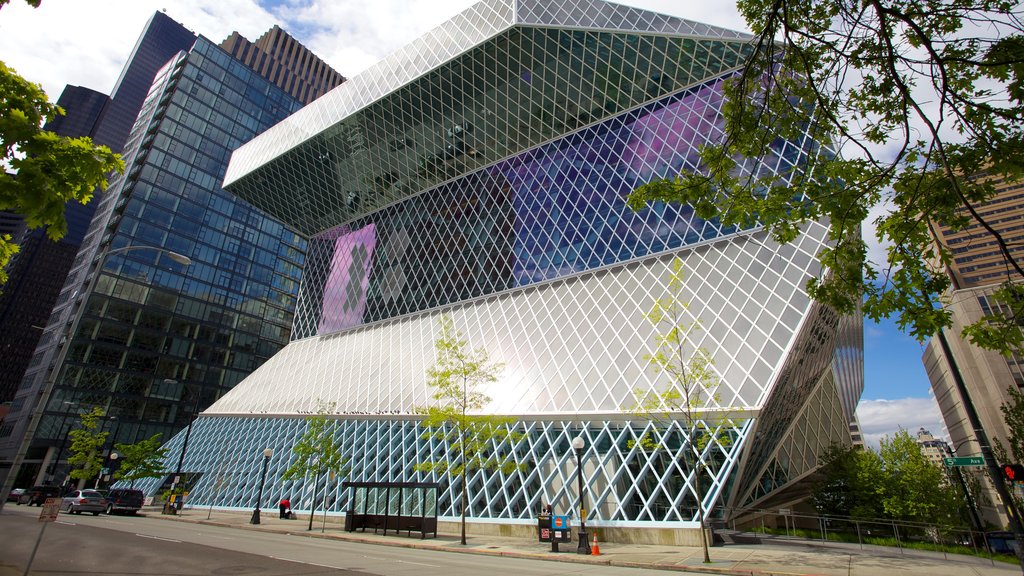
[0,507,682,576]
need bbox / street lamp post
[47,401,80,485]
[94,415,119,489]
[0,245,191,512]
[106,452,118,486]
[169,379,202,512]
[250,448,273,525]
[572,435,590,555]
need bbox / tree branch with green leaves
[628,0,1024,354]
[0,59,123,285]
[113,434,169,489]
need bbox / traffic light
[1002,463,1024,481]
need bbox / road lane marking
[135,533,181,543]
[396,559,442,567]
[269,556,338,569]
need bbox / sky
[0,0,946,447]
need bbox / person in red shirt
[279,497,292,519]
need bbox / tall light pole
[94,415,118,489]
[572,435,590,555]
[250,448,273,525]
[47,401,80,486]
[170,379,202,511]
[0,244,190,512]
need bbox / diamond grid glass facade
[134,0,863,530]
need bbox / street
[0,506,685,576]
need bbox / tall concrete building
[0,17,343,490]
[135,0,862,541]
[923,172,1024,527]
[220,26,345,104]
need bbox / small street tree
[66,407,108,488]
[414,315,523,545]
[629,258,730,564]
[113,434,168,489]
[281,400,349,532]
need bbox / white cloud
[0,0,747,102]
[856,396,948,450]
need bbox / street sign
[38,498,61,522]
[943,456,984,467]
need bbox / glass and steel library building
[137,0,863,537]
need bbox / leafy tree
[281,400,350,531]
[811,433,967,531]
[0,59,123,285]
[998,385,1024,465]
[66,407,108,487]
[627,1,1024,354]
[877,429,961,526]
[414,315,523,545]
[810,443,883,520]
[113,434,168,489]
[629,258,731,564]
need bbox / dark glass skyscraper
[0,12,195,428]
[0,86,110,404]
[91,11,199,154]
[0,19,343,490]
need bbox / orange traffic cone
[591,533,601,556]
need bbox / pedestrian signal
[1002,463,1024,481]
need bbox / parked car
[61,489,107,515]
[6,488,25,503]
[19,485,62,506]
[97,488,144,515]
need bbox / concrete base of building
[436,520,712,547]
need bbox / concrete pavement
[143,505,1016,576]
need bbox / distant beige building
[914,427,950,468]
[923,170,1024,529]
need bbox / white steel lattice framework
[134,0,864,529]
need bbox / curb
[142,511,823,576]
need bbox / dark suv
[101,488,144,515]
[19,485,62,506]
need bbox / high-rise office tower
[0,17,343,490]
[923,172,1024,527]
[0,12,196,411]
[138,0,863,541]
[220,26,345,104]
[91,11,200,154]
[0,86,111,405]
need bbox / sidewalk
[146,506,1015,576]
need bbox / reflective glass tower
[0,26,342,490]
[139,0,863,537]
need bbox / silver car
[61,489,107,515]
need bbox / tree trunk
[308,472,321,531]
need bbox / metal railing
[720,507,1014,567]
